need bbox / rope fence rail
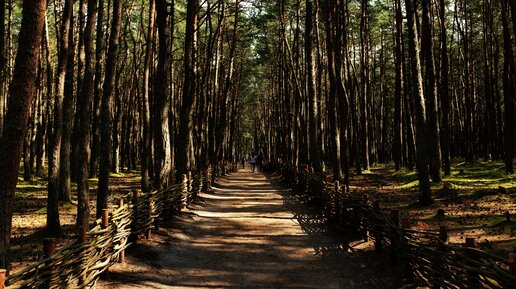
[271,163,516,289]
[2,162,237,289]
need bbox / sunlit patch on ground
[99,169,395,289]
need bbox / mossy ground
[10,169,140,271]
[348,160,516,257]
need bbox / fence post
[509,253,516,274]
[118,198,126,264]
[43,238,56,289]
[181,174,188,208]
[146,191,155,239]
[372,201,382,253]
[362,194,370,241]
[332,181,339,222]
[438,226,449,243]
[78,227,87,285]
[0,269,5,289]
[101,209,110,278]
[130,191,139,245]
[432,226,448,289]
[465,237,480,287]
[187,171,193,197]
[390,210,400,264]
[202,168,210,192]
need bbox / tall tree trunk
[76,0,97,230]
[155,0,173,188]
[405,0,432,205]
[0,0,5,137]
[336,0,350,185]
[305,0,322,173]
[72,0,87,181]
[0,0,46,269]
[98,0,123,218]
[141,0,155,192]
[322,0,342,181]
[501,0,515,173]
[58,1,75,202]
[393,0,403,171]
[421,0,442,182]
[439,0,451,175]
[47,0,73,235]
[175,0,198,180]
[89,0,105,178]
[359,0,370,171]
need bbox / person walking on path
[250,155,257,172]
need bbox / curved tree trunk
[155,0,173,188]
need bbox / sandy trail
[97,169,389,289]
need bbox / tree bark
[405,0,432,205]
[359,0,370,171]
[98,0,123,218]
[141,0,155,192]
[76,0,97,230]
[47,0,73,234]
[501,0,515,173]
[393,0,403,171]
[439,0,451,176]
[421,0,442,182]
[58,0,75,202]
[89,0,105,178]
[0,0,47,269]
[0,0,5,136]
[322,0,342,181]
[155,0,174,188]
[176,0,198,181]
[305,0,322,173]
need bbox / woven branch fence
[274,163,516,289]
[2,162,237,289]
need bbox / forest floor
[9,171,140,272]
[348,160,516,257]
[97,169,398,289]
[9,160,515,277]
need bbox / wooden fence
[2,162,236,289]
[274,163,516,289]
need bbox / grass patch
[110,172,126,178]
[377,160,515,192]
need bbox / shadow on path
[98,169,398,289]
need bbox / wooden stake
[465,237,479,287]
[101,209,110,278]
[509,253,516,274]
[43,238,56,258]
[102,209,109,229]
[118,198,126,264]
[439,226,449,244]
[78,227,87,285]
[0,269,6,289]
[130,191,139,245]
[43,238,56,289]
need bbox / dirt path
[98,169,392,289]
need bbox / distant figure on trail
[250,155,257,172]
[257,153,264,172]
[241,156,245,169]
